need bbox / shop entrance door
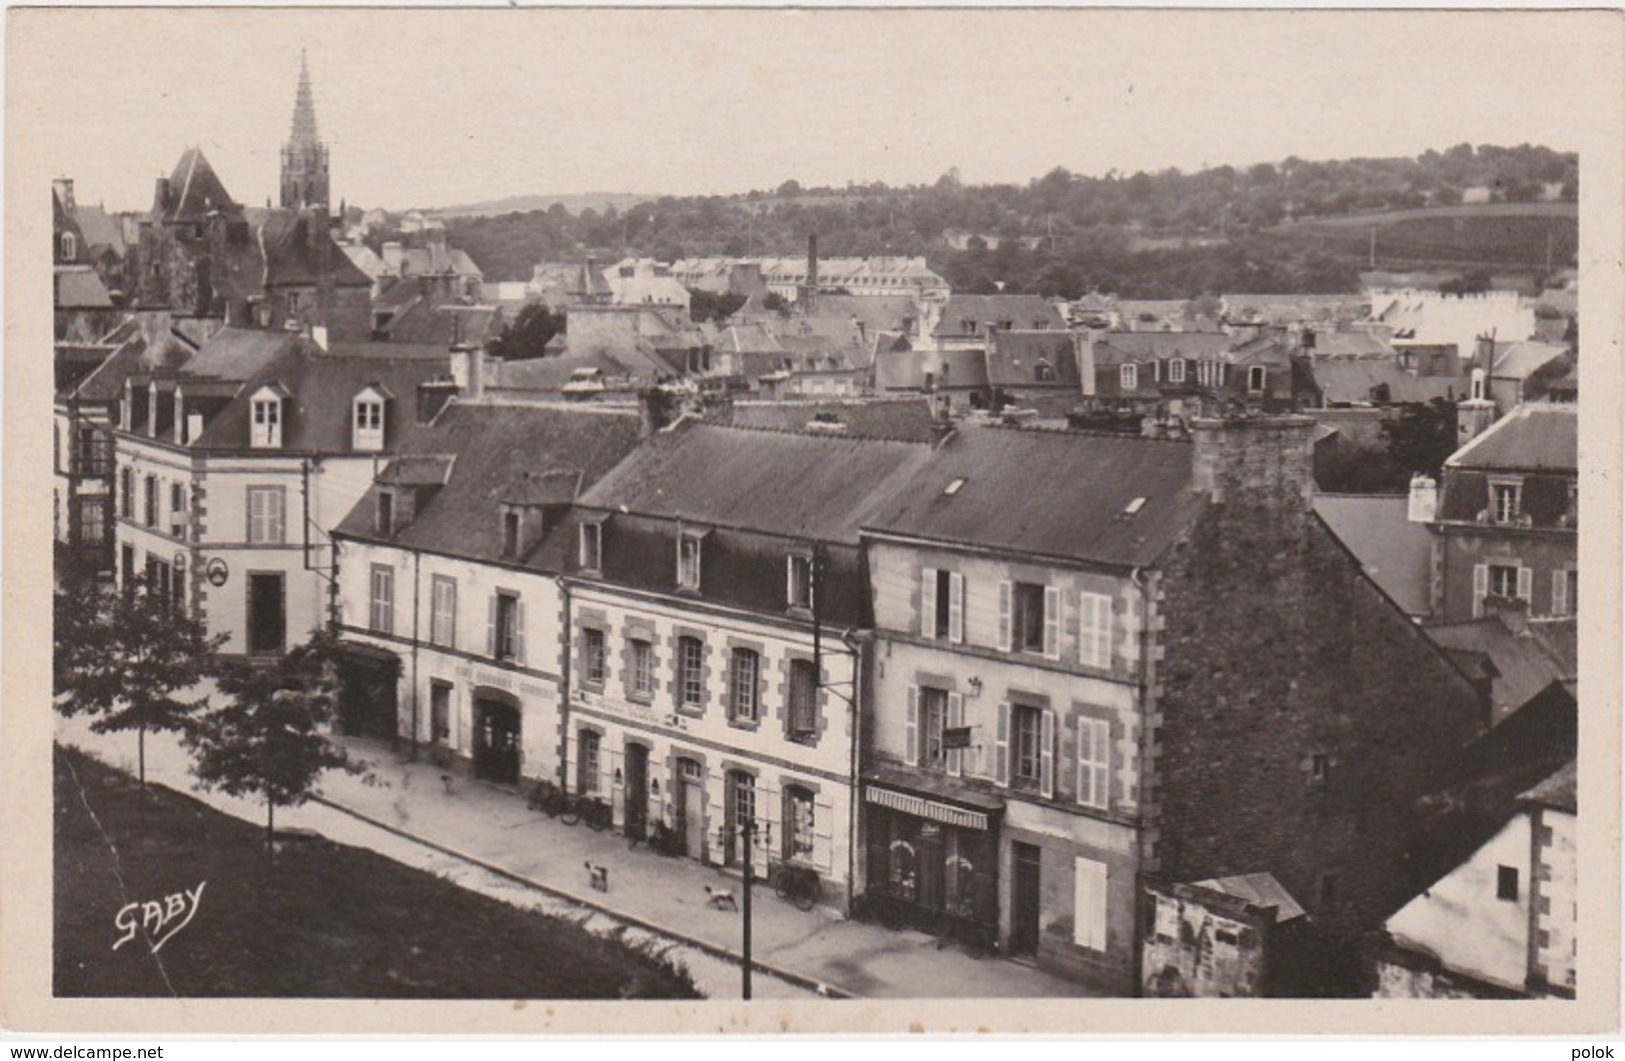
[1010,841,1042,958]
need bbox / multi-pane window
[678,636,704,708]
[1493,482,1523,524]
[250,398,281,448]
[119,468,133,518]
[493,592,522,661]
[369,564,394,634]
[630,639,654,698]
[1012,704,1043,786]
[353,399,384,451]
[1496,865,1520,902]
[1489,564,1520,599]
[787,554,813,610]
[584,628,607,686]
[678,534,702,590]
[502,510,521,558]
[430,575,456,648]
[1120,363,1138,390]
[247,486,285,544]
[730,648,760,723]
[1013,582,1047,654]
[784,786,815,862]
[1167,358,1186,383]
[430,681,451,743]
[1076,717,1110,809]
[144,475,158,527]
[1079,592,1112,668]
[377,490,395,537]
[578,730,601,795]
[729,771,756,865]
[788,659,818,737]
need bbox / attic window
[250,391,282,448]
[501,507,523,558]
[1123,497,1147,516]
[677,532,704,590]
[943,477,967,497]
[60,233,76,260]
[376,489,396,537]
[354,395,386,452]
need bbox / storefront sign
[943,726,973,749]
[575,689,670,729]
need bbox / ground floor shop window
[865,804,996,929]
[783,785,815,861]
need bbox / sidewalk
[54,715,1096,1000]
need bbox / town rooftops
[1312,494,1433,616]
[576,420,936,544]
[1090,331,1236,364]
[1187,873,1307,923]
[986,330,1081,387]
[260,211,373,288]
[54,266,113,309]
[154,148,242,224]
[1491,340,1570,381]
[1310,359,1467,405]
[1425,616,1578,725]
[334,402,644,565]
[933,294,1066,336]
[1446,402,1577,472]
[863,424,1204,569]
[720,398,940,442]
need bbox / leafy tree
[1382,399,1459,479]
[54,572,225,787]
[491,303,566,361]
[186,631,368,850]
[761,291,792,317]
[686,287,746,324]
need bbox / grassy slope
[54,745,699,999]
[1263,203,1578,271]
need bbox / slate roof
[324,340,460,361]
[874,346,990,391]
[54,267,113,308]
[1425,616,1577,725]
[376,455,454,487]
[1222,294,1368,325]
[1491,341,1569,380]
[1310,360,1468,405]
[155,148,241,224]
[1446,402,1577,472]
[1304,331,1392,358]
[334,402,645,565]
[189,344,450,452]
[73,204,127,257]
[576,421,936,544]
[1519,758,1576,814]
[934,295,1066,336]
[864,425,1205,568]
[1312,494,1434,616]
[70,336,158,403]
[494,352,636,391]
[1090,332,1235,365]
[721,398,940,442]
[987,330,1080,387]
[260,211,373,288]
[176,328,302,383]
[1187,873,1307,923]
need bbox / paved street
[56,713,1096,1001]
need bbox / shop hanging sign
[204,557,229,587]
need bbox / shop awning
[865,785,994,831]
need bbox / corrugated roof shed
[864,425,1204,568]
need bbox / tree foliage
[186,630,369,848]
[685,287,747,324]
[490,302,565,361]
[54,572,226,786]
[1382,399,1460,479]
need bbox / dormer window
[1490,478,1524,524]
[376,489,396,537]
[1168,358,1186,384]
[353,387,388,452]
[249,388,284,448]
[579,521,603,572]
[502,508,522,558]
[677,532,704,591]
[1120,363,1138,390]
[1247,365,1268,394]
[60,233,76,261]
[787,553,813,610]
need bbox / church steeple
[280,49,330,210]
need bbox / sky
[15,7,1607,215]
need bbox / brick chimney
[1190,414,1316,542]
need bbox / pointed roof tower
[280,49,330,210]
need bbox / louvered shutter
[1077,719,1094,807]
[921,568,938,639]
[486,594,497,656]
[997,581,1013,652]
[812,791,835,874]
[271,489,284,544]
[904,686,919,766]
[1043,586,1061,660]
[1472,564,1488,618]
[514,599,527,665]
[1073,858,1108,950]
[1040,709,1056,799]
[1517,566,1533,604]
[994,701,1010,787]
[948,572,965,644]
[1553,570,1568,616]
[947,691,964,777]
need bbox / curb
[311,795,854,1001]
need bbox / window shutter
[812,792,835,873]
[947,691,964,777]
[271,490,285,544]
[1552,570,1568,616]
[1516,566,1533,604]
[486,594,496,656]
[994,701,1010,788]
[786,556,795,606]
[1472,564,1488,618]
[948,572,965,644]
[1043,586,1061,660]
[921,568,938,639]
[997,581,1013,652]
[514,600,527,665]
[1073,857,1108,951]
[904,686,919,766]
[1077,719,1093,807]
[1040,709,1056,799]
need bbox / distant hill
[429,192,655,219]
[1261,202,1578,273]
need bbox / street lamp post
[718,817,772,1000]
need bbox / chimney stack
[154,177,171,212]
[1190,414,1316,541]
[1407,473,1438,523]
[417,378,459,424]
[450,342,485,402]
[638,387,677,438]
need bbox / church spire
[289,48,319,146]
[280,49,329,210]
